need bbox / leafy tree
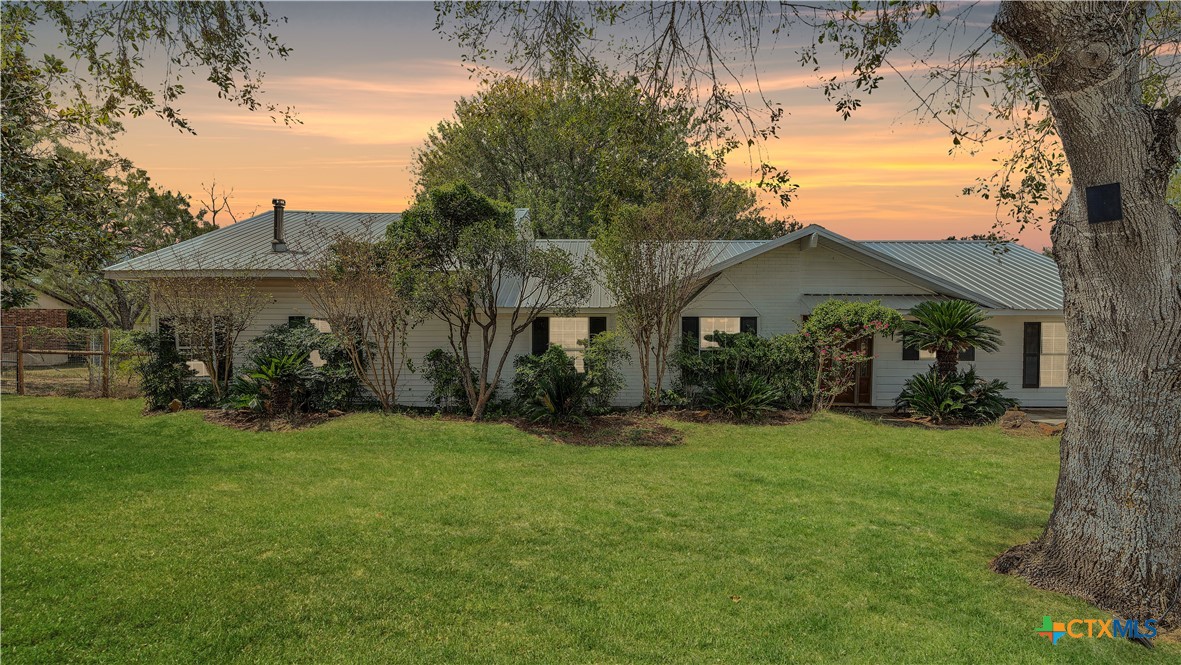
[37,165,216,329]
[1,2,291,306]
[903,300,1003,378]
[437,0,1181,626]
[593,188,730,412]
[801,299,903,411]
[391,184,591,420]
[414,66,794,239]
[295,229,422,413]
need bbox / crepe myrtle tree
[148,263,269,401]
[294,222,423,413]
[437,0,1181,626]
[390,183,591,420]
[593,189,731,413]
[801,299,903,411]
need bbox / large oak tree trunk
[989,2,1181,626]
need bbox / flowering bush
[801,300,903,411]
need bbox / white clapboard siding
[176,238,1065,409]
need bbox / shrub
[421,348,469,413]
[704,373,780,420]
[512,344,575,409]
[895,366,1017,424]
[524,361,592,425]
[184,381,220,408]
[673,331,815,411]
[902,299,1002,377]
[580,331,631,414]
[244,323,362,412]
[241,352,316,415]
[134,330,196,410]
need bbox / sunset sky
[90,2,1050,248]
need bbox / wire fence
[1,326,146,398]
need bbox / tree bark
[935,349,958,378]
[990,2,1181,627]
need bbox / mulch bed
[203,409,335,432]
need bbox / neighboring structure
[1,286,77,366]
[0,286,74,330]
[105,203,1067,408]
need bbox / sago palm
[904,300,1002,377]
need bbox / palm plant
[903,300,1002,377]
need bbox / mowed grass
[2,398,1175,664]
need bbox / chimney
[271,198,287,252]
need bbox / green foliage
[133,330,196,411]
[512,345,576,409]
[580,332,631,414]
[895,367,1017,424]
[422,348,469,413]
[703,374,781,420]
[674,332,815,411]
[13,2,294,137]
[67,308,103,329]
[38,168,216,329]
[414,65,791,239]
[234,352,316,416]
[902,300,1002,377]
[1,2,290,292]
[392,183,589,420]
[514,338,629,416]
[802,299,903,410]
[184,381,221,409]
[523,359,592,425]
[243,323,362,413]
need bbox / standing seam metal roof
[103,212,1062,311]
[862,241,1063,310]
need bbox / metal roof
[530,240,766,309]
[862,241,1063,310]
[104,208,532,276]
[104,210,1062,312]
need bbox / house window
[699,317,740,349]
[549,317,589,370]
[1039,322,1068,387]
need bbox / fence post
[15,325,25,396]
[101,327,111,398]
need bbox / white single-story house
[105,201,1067,408]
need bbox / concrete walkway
[1025,408,1067,425]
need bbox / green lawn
[2,398,1174,664]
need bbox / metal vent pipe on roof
[272,198,287,252]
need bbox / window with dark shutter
[589,316,607,339]
[958,346,975,361]
[681,316,700,349]
[532,317,550,355]
[901,333,920,360]
[1023,322,1041,388]
[740,316,758,335]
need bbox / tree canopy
[414,66,797,239]
[1,1,292,306]
[37,163,216,328]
